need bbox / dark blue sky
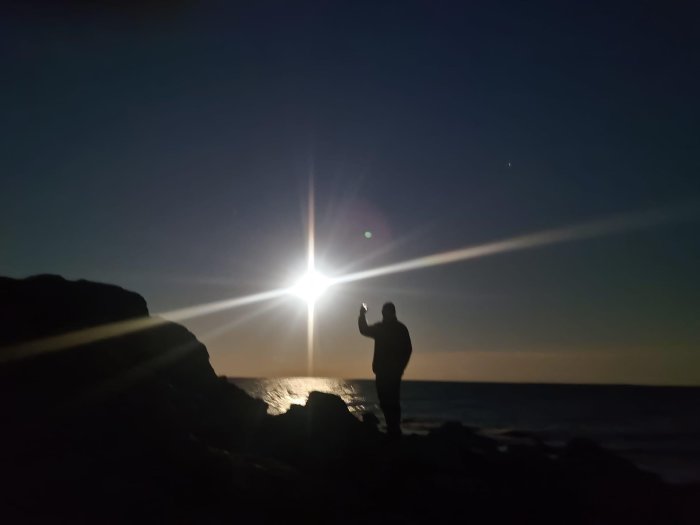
[2,1,699,383]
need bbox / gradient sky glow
[2,1,699,384]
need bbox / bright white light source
[291,270,332,304]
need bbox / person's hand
[359,303,368,315]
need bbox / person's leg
[376,373,402,438]
[385,373,402,438]
[375,373,387,418]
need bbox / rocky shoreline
[1,276,697,524]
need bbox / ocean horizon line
[227,376,700,389]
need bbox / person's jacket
[358,315,412,376]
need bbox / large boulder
[258,391,379,464]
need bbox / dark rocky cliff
[0,275,264,432]
[0,275,267,523]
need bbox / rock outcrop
[0,275,265,435]
[0,275,266,524]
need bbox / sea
[230,377,700,484]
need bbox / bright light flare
[334,205,699,285]
[290,269,332,305]
[5,202,694,371]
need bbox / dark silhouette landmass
[1,275,697,524]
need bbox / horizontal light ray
[70,298,289,410]
[198,297,288,342]
[333,206,698,285]
[2,288,290,364]
[1,316,166,364]
[158,288,288,322]
[333,222,435,277]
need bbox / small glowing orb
[364,231,373,239]
[291,270,332,304]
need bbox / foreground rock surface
[0,276,697,524]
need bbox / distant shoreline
[227,376,700,389]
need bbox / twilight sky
[2,1,699,384]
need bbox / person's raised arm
[358,305,377,338]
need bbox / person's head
[381,302,397,320]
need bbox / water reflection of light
[237,377,367,416]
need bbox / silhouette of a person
[358,302,412,439]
